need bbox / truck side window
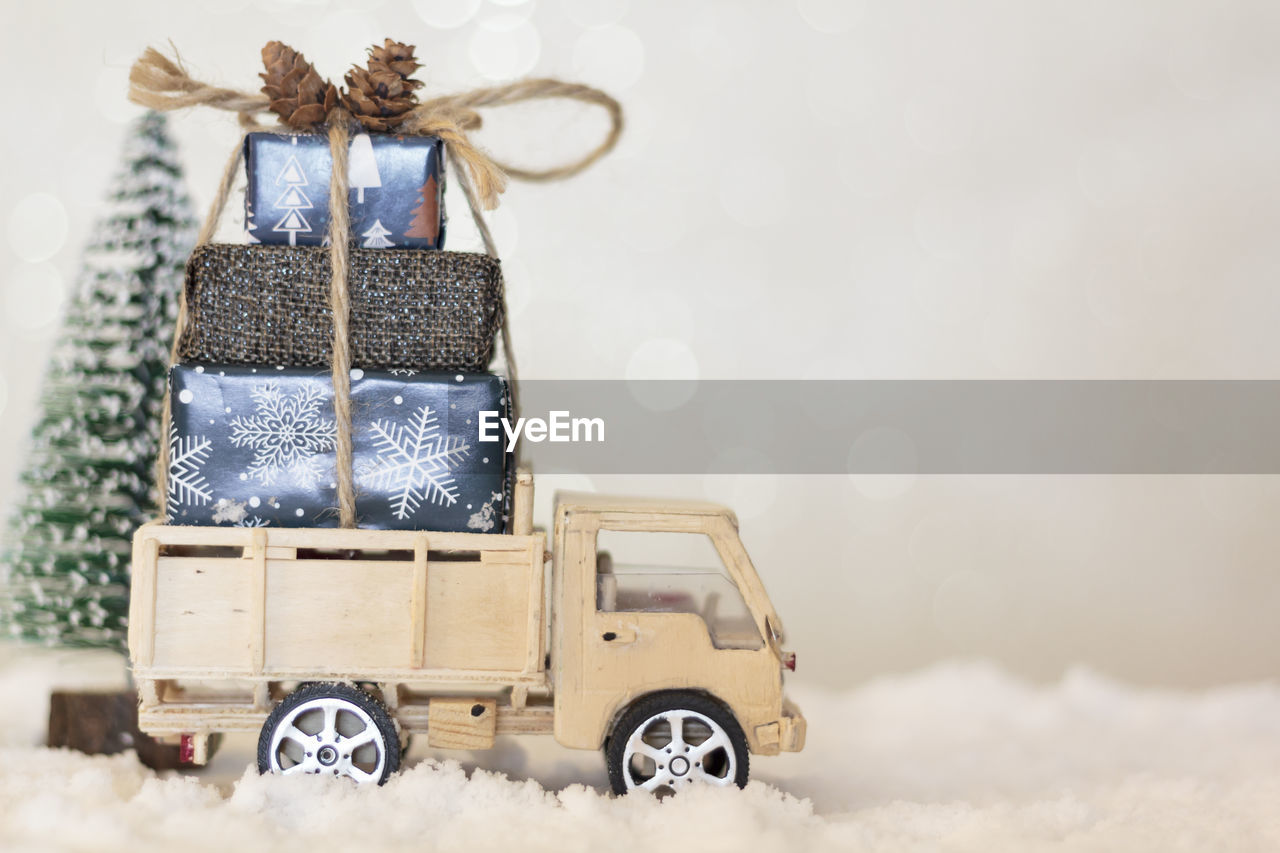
[595,530,763,651]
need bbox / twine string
[129,47,270,116]
[155,133,249,502]
[416,78,624,184]
[325,111,358,528]
[448,151,520,468]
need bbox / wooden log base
[47,688,187,771]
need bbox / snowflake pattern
[167,425,213,517]
[358,405,470,520]
[229,384,337,486]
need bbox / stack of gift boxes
[165,129,514,533]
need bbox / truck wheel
[257,683,400,785]
[606,691,749,796]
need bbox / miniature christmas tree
[0,111,197,653]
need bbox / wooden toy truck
[128,472,805,794]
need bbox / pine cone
[260,41,338,129]
[341,39,424,132]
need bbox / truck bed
[129,523,550,735]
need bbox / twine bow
[128,46,623,210]
[130,44,622,528]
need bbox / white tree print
[245,198,260,243]
[347,133,381,203]
[361,219,394,248]
[358,405,470,521]
[272,153,313,245]
[229,384,337,487]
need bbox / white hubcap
[622,709,736,793]
[267,696,387,784]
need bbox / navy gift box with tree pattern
[243,131,446,249]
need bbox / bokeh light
[572,25,644,91]
[703,471,778,521]
[847,426,917,500]
[94,66,138,124]
[8,194,68,264]
[626,338,699,412]
[4,262,65,331]
[304,10,377,74]
[411,0,482,29]
[562,0,628,29]
[469,14,541,79]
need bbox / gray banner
[498,381,1280,474]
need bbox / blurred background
[2,0,1280,691]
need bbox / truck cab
[551,492,805,793]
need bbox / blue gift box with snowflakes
[166,364,510,532]
[243,131,446,249]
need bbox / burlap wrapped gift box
[177,244,504,372]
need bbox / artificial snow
[1,653,1278,851]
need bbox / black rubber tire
[256,682,401,784]
[605,690,749,796]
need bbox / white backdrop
[3,0,1280,688]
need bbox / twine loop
[128,45,623,210]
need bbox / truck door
[553,508,775,751]
[593,529,765,653]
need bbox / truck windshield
[595,530,763,651]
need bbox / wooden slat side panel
[138,526,545,682]
[264,560,414,671]
[138,706,267,735]
[249,529,267,674]
[524,536,547,675]
[512,469,534,536]
[151,557,252,670]
[424,561,530,672]
[410,535,429,668]
[129,534,161,668]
